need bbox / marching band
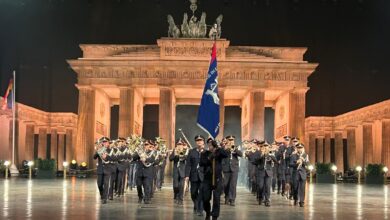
[93,132,310,219]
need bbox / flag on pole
[2,78,13,110]
[197,42,220,139]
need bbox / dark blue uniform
[222,147,242,205]
[200,148,228,219]
[169,151,187,204]
[185,148,204,214]
[252,151,277,206]
[290,152,309,206]
[93,152,104,199]
[133,151,156,204]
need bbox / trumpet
[175,144,189,161]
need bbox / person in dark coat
[115,137,128,197]
[252,142,277,207]
[133,140,156,204]
[221,135,242,206]
[169,138,188,205]
[93,137,110,201]
[290,143,309,207]
[101,138,118,204]
[200,139,229,220]
[185,135,205,216]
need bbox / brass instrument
[136,140,155,168]
[175,143,189,161]
[155,137,168,166]
[263,143,275,168]
[94,141,107,159]
[243,140,257,156]
[127,134,144,155]
[178,128,193,149]
[296,149,308,170]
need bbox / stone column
[159,87,175,175]
[324,133,331,163]
[24,123,35,161]
[50,129,58,161]
[346,127,356,168]
[217,88,225,139]
[308,133,316,165]
[372,120,383,164]
[38,127,47,159]
[363,123,374,166]
[57,133,65,170]
[66,129,74,162]
[250,90,265,140]
[382,119,390,173]
[159,87,175,150]
[317,137,324,163]
[334,132,344,173]
[118,87,135,137]
[355,125,364,167]
[75,85,96,167]
[9,119,20,166]
[289,88,307,141]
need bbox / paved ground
[0,177,388,220]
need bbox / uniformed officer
[169,138,188,205]
[200,139,229,220]
[284,136,296,199]
[185,135,205,216]
[290,143,309,207]
[101,138,117,204]
[93,137,109,200]
[252,142,277,207]
[115,137,128,197]
[134,140,156,204]
[222,135,242,206]
[245,139,258,195]
[276,137,288,196]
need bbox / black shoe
[178,200,183,205]
[212,217,218,220]
[258,200,263,205]
[230,201,235,206]
[144,200,151,204]
[193,208,197,214]
[265,202,270,207]
[294,200,298,206]
[299,202,304,207]
[102,199,107,204]
[109,196,113,200]
[281,192,285,196]
[197,211,203,216]
[205,215,211,220]
[138,198,143,204]
[225,198,229,205]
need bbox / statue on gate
[166,0,223,39]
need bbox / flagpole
[10,70,19,176]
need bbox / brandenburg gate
[68,38,318,167]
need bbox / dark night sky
[0,0,389,116]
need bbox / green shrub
[35,158,56,172]
[315,163,333,175]
[366,164,385,176]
